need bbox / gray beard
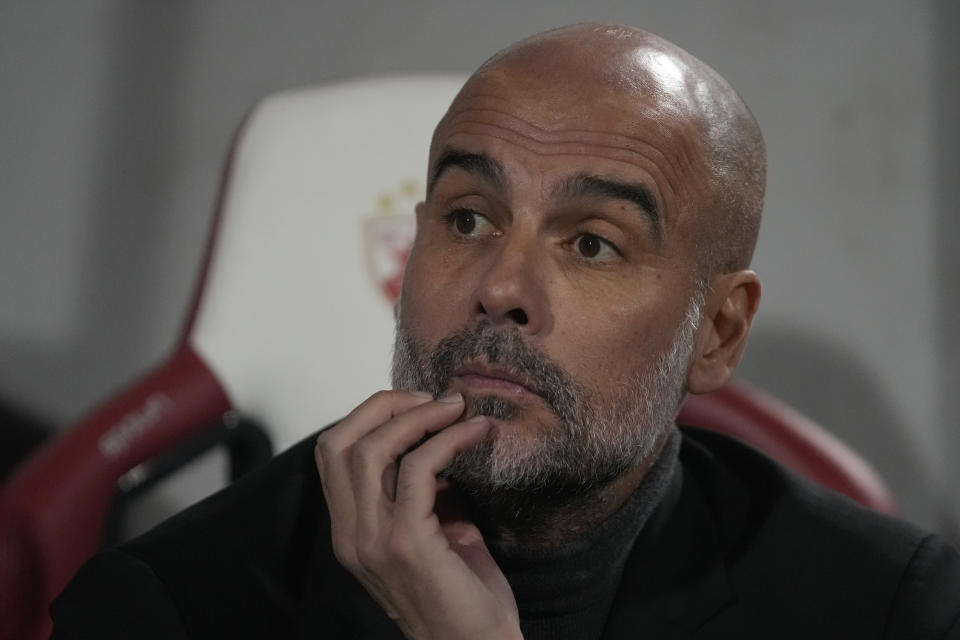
[391,290,703,507]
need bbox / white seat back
[189,74,466,449]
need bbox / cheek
[399,244,473,337]
[550,288,677,387]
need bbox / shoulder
[51,429,333,639]
[125,427,327,566]
[677,425,932,559]
[675,426,960,638]
[50,547,190,640]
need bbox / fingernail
[467,415,488,423]
[438,392,463,403]
[410,391,433,399]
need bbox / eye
[444,208,496,237]
[574,233,620,261]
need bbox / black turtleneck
[487,429,682,640]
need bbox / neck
[467,427,676,551]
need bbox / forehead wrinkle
[443,117,688,215]
[444,103,682,152]
[428,147,507,196]
[439,104,704,205]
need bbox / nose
[470,235,550,334]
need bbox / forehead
[429,70,712,228]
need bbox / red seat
[678,382,896,514]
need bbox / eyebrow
[427,148,505,196]
[556,174,662,241]
[427,149,661,241]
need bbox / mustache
[428,322,583,421]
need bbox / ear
[686,270,761,394]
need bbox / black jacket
[50,427,960,638]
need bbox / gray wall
[1,1,956,535]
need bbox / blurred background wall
[1,1,956,535]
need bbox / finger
[320,389,435,455]
[314,442,359,571]
[315,389,434,516]
[352,393,466,497]
[394,416,491,518]
[315,390,433,566]
[352,394,467,532]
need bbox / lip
[452,363,538,397]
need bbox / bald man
[52,24,960,640]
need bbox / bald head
[401,24,765,509]
[438,23,765,277]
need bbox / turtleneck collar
[486,428,682,640]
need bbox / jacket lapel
[602,452,737,638]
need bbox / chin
[443,419,576,496]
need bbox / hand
[314,390,522,640]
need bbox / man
[52,23,959,639]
